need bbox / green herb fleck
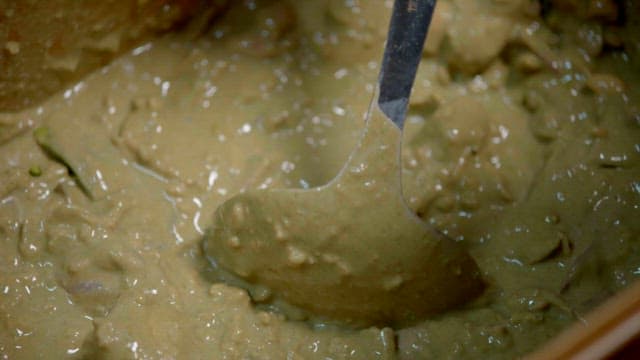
[28,165,42,177]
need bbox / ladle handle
[378,0,436,129]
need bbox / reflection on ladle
[204,0,484,327]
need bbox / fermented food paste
[1,0,639,358]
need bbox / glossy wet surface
[1,1,639,358]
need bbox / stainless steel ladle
[204,0,483,328]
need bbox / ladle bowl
[203,0,484,327]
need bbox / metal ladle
[204,0,483,327]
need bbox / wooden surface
[527,280,640,360]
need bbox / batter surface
[1,0,639,358]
